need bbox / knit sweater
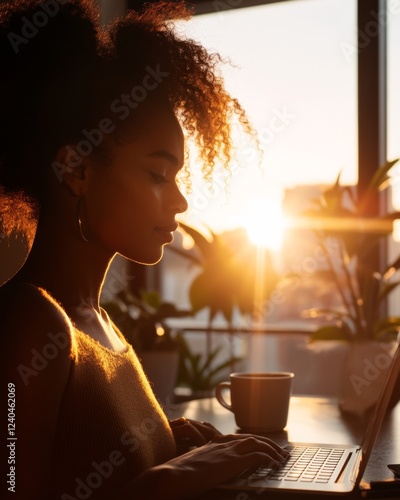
[49,326,177,499]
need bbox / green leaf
[189,272,214,314]
[176,333,243,391]
[204,356,242,386]
[189,268,236,323]
[140,290,161,309]
[155,302,192,320]
[378,281,400,304]
[178,222,214,260]
[368,158,399,191]
[384,255,400,277]
[199,345,222,375]
[358,159,400,215]
[371,317,400,342]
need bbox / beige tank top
[49,326,176,499]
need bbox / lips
[155,223,179,233]
[154,223,178,243]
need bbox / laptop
[219,339,400,496]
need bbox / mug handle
[215,382,233,412]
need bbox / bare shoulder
[0,281,73,351]
[0,280,73,391]
[0,282,74,496]
[0,280,71,328]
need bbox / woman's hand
[129,433,290,500]
[170,417,222,454]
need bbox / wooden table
[164,396,400,499]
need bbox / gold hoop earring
[77,198,89,242]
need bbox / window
[125,0,397,396]
[175,0,357,236]
[164,0,358,328]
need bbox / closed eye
[149,171,168,184]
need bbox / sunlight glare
[156,324,165,337]
[242,199,287,250]
[393,220,400,242]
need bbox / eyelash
[149,172,168,184]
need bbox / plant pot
[339,341,398,417]
[139,350,179,405]
[305,340,349,396]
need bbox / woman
[0,1,288,498]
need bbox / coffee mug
[215,372,294,432]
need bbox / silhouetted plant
[301,159,400,342]
[102,289,192,351]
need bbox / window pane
[166,0,357,322]
[175,0,357,236]
[388,4,400,194]
[387,3,400,317]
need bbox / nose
[171,183,188,214]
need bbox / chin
[123,247,165,266]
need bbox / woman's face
[83,105,188,264]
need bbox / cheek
[85,177,159,244]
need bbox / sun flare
[242,198,287,250]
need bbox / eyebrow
[147,150,180,167]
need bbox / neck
[14,211,115,315]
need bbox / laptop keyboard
[250,446,346,484]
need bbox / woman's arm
[1,283,73,500]
[120,433,289,499]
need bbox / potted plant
[102,289,192,403]
[171,223,279,357]
[174,332,243,400]
[165,223,280,398]
[300,159,400,415]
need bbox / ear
[53,145,88,196]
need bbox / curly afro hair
[0,0,254,244]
